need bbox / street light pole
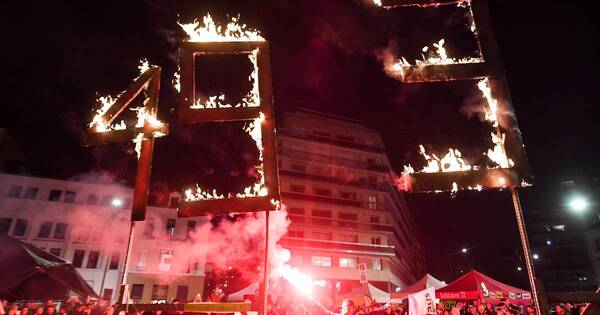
[510,187,543,315]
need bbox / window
[371,237,381,245]
[99,195,113,206]
[8,185,23,198]
[337,135,354,142]
[288,207,305,215]
[314,188,331,196]
[158,250,174,272]
[144,217,155,237]
[23,187,38,199]
[288,230,304,238]
[166,219,176,237]
[131,284,144,301]
[48,189,63,201]
[368,195,378,210]
[109,251,120,270]
[176,286,189,302]
[151,285,169,301]
[64,191,77,203]
[137,249,149,271]
[76,226,91,242]
[53,223,68,239]
[339,212,357,221]
[339,234,358,243]
[91,228,104,242]
[311,231,332,241]
[290,184,306,193]
[12,219,28,237]
[311,256,332,267]
[72,250,85,268]
[0,218,12,235]
[38,221,53,238]
[102,289,113,301]
[339,191,357,200]
[87,250,100,268]
[87,193,98,205]
[187,221,197,236]
[370,216,380,224]
[169,196,180,208]
[290,164,306,172]
[313,210,332,217]
[49,248,61,257]
[372,259,382,271]
[312,130,330,138]
[339,257,357,268]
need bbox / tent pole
[510,187,543,315]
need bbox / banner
[409,287,436,315]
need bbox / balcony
[279,169,388,192]
[280,237,395,255]
[278,148,389,173]
[287,214,394,233]
[278,128,386,154]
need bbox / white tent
[390,274,446,300]
[337,283,391,304]
[227,282,260,302]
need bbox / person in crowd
[45,305,56,315]
[33,307,44,315]
[467,304,479,315]
[20,306,30,315]
[555,304,567,315]
[524,305,534,315]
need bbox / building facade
[0,173,206,303]
[276,109,425,295]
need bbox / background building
[276,109,425,295]
[0,173,207,303]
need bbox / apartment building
[0,173,206,303]
[276,109,425,295]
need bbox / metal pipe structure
[511,187,543,315]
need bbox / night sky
[1,0,599,289]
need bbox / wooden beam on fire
[380,0,465,8]
[178,195,275,217]
[81,124,169,146]
[398,62,489,83]
[400,168,531,193]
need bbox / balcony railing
[278,148,390,173]
[279,170,388,192]
[280,237,396,255]
[287,214,394,233]
[278,128,386,153]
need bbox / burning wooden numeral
[377,0,532,193]
[176,17,280,217]
[82,62,169,221]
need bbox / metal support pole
[117,220,136,308]
[262,209,270,315]
[511,187,543,315]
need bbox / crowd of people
[0,298,590,315]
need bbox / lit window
[158,250,174,272]
[339,257,357,268]
[368,195,378,210]
[137,249,149,271]
[311,256,332,267]
[372,259,382,271]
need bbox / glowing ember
[184,113,268,201]
[191,49,261,109]
[179,13,265,43]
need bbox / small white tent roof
[391,274,446,300]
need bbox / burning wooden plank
[178,196,275,217]
[399,168,531,193]
[397,62,488,82]
[376,0,464,8]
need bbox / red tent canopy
[436,270,532,305]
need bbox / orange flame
[184,113,267,201]
[179,13,265,43]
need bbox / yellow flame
[191,49,261,109]
[179,13,265,43]
[185,113,267,201]
[373,0,382,6]
[89,96,126,132]
[138,59,150,76]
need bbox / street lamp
[568,196,590,213]
[461,247,468,253]
[532,253,540,260]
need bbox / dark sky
[1,0,599,288]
